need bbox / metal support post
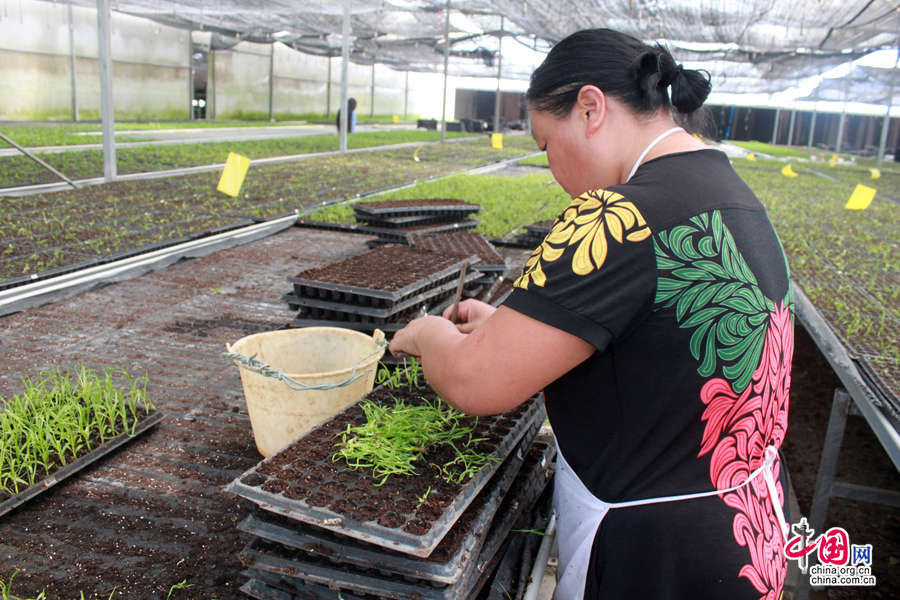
[326,57,332,118]
[404,69,409,120]
[189,35,195,121]
[268,43,275,122]
[807,106,817,155]
[96,0,116,181]
[68,3,79,121]
[371,61,376,118]
[339,0,351,153]
[771,108,780,145]
[877,46,899,169]
[440,0,450,143]
[493,17,504,135]
[787,109,796,147]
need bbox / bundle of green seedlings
[335,358,497,485]
[0,365,154,496]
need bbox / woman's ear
[575,85,606,135]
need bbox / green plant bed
[734,161,900,389]
[0,366,157,506]
[0,130,480,189]
[0,137,537,285]
[308,170,569,239]
[516,153,549,167]
[729,140,819,159]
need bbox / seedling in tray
[0,365,155,498]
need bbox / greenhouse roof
[55,0,900,102]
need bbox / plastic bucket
[227,327,386,457]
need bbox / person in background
[389,28,792,600]
[336,97,357,133]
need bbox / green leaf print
[654,211,772,393]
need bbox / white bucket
[226,327,386,457]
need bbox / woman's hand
[442,299,496,333]
[389,315,454,359]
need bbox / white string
[626,126,684,182]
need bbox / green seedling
[167,579,194,599]
[0,365,154,496]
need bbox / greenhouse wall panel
[213,42,274,120]
[0,0,189,121]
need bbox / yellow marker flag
[829,154,838,167]
[869,167,881,180]
[491,133,503,149]
[392,115,400,124]
[845,184,876,210]
[747,153,756,161]
[781,164,798,177]
[217,152,251,197]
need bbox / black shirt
[505,149,793,599]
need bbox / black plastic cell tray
[358,221,480,244]
[236,442,553,600]
[237,438,554,586]
[225,392,547,558]
[856,359,900,421]
[284,269,482,319]
[0,410,164,519]
[354,212,477,228]
[352,202,482,218]
[289,253,478,305]
[289,293,458,332]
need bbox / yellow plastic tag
[491,133,503,149]
[845,184,876,210]
[392,115,400,124]
[869,167,881,180]
[217,152,251,197]
[781,164,798,177]
[413,145,424,162]
[829,154,838,167]
[747,153,756,161]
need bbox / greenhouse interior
[1,0,899,599]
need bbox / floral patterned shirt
[505,149,793,600]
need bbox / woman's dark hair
[525,29,713,136]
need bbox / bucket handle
[222,330,388,392]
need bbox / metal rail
[0,213,298,317]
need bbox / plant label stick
[449,266,467,324]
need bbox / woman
[390,28,792,600]
[336,97,358,133]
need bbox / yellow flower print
[514,189,651,289]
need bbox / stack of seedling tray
[226,381,554,600]
[409,231,508,287]
[284,244,481,330]
[509,219,555,248]
[354,199,482,246]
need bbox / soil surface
[292,244,470,293]
[0,227,897,600]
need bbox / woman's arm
[388,306,595,416]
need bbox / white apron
[552,442,789,600]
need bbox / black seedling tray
[0,410,164,519]
[354,213,476,228]
[238,439,555,585]
[237,451,553,600]
[289,293,457,332]
[288,250,478,305]
[226,389,547,558]
[352,200,482,218]
[284,269,482,320]
[358,221,480,244]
